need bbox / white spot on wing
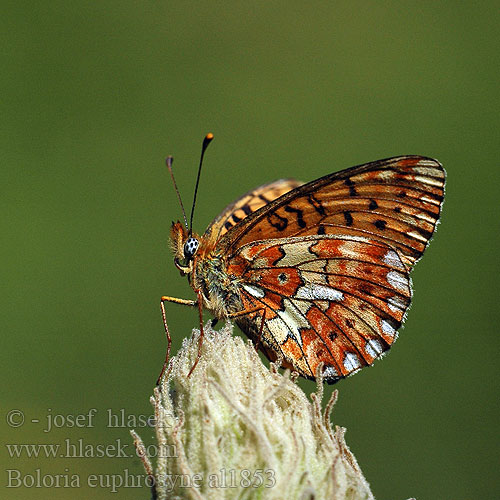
[381,319,396,338]
[266,316,289,345]
[375,170,393,181]
[365,339,383,358]
[383,250,404,270]
[266,298,309,346]
[275,241,315,266]
[296,284,344,302]
[413,165,442,177]
[408,230,428,243]
[298,260,327,272]
[388,295,407,313]
[293,299,313,315]
[413,175,443,187]
[416,211,436,223]
[387,270,408,292]
[337,234,376,245]
[323,366,339,379]
[242,284,265,298]
[421,194,440,205]
[343,352,361,372]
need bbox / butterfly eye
[183,237,199,260]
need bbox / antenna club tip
[205,133,214,140]
[166,156,173,167]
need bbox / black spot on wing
[267,212,288,231]
[270,245,287,266]
[374,219,387,230]
[345,178,357,196]
[241,204,252,216]
[368,199,378,210]
[277,272,288,284]
[284,205,306,228]
[308,193,326,215]
[343,211,353,226]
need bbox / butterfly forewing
[230,234,412,382]
[220,156,445,269]
[204,178,303,243]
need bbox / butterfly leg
[255,308,267,352]
[186,290,205,378]
[157,295,197,385]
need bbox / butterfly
[160,134,445,384]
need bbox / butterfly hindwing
[229,234,412,382]
[220,156,445,269]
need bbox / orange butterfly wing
[204,178,303,243]
[229,235,411,382]
[215,156,444,383]
[220,156,445,269]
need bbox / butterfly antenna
[189,133,214,235]
[166,156,189,230]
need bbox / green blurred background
[2,1,499,499]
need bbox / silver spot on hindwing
[296,283,344,302]
[388,295,407,313]
[383,250,404,270]
[265,298,310,347]
[323,365,339,379]
[387,270,408,292]
[343,352,361,372]
[242,283,265,298]
[381,319,397,338]
[365,339,383,358]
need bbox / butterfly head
[166,133,214,276]
[170,221,200,275]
